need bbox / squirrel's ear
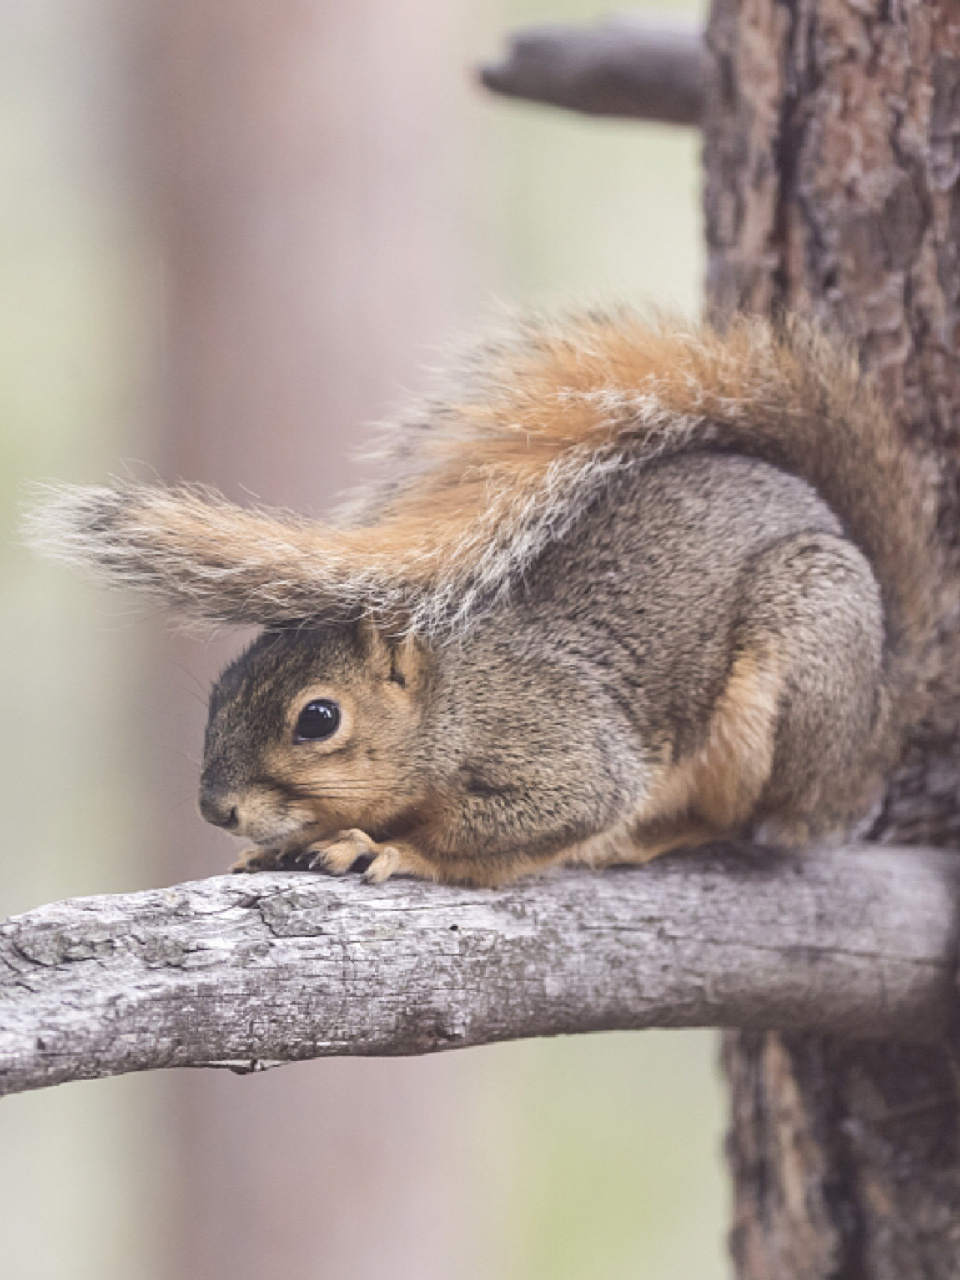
[22,482,402,627]
[353,617,425,685]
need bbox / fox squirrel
[28,312,938,886]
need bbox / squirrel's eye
[294,699,341,743]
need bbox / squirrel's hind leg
[739,532,887,838]
[600,532,886,857]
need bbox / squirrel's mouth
[234,803,317,845]
[199,783,314,847]
[201,773,373,850]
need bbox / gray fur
[205,456,887,876]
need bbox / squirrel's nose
[199,789,240,830]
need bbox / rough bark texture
[3,844,959,1098]
[479,17,706,124]
[703,1,960,1276]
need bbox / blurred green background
[0,0,725,1276]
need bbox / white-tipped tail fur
[25,312,937,668]
[24,482,407,627]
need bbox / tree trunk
[134,1,486,1276]
[703,1,960,1275]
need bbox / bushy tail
[26,312,939,690]
[23,482,414,628]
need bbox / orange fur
[551,647,784,872]
[27,312,936,679]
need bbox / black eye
[294,699,341,742]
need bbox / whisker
[288,788,404,798]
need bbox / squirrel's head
[199,619,432,851]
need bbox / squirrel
[27,310,938,887]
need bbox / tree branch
[1,842,958,1097]
[478,16,706,125]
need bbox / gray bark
[2,842,958,1099]
[479,16,706,125]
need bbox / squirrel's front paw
[236,830,431,883]
[231,846,286,873]
[231,843,320,873]
[304,828,384,877]
[361,845,404,884]
[304,829,415,883]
